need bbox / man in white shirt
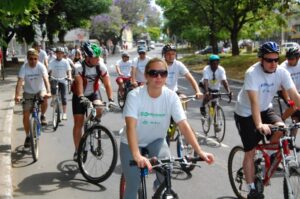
[48,47,72,120]
[131,47,151,86]
[199,54,231,116]
[115,52,132,95]
[234,41,300,199]
[15,48,51,147]
[162,44,202,98]
[32,41,49,69]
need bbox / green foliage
[147,27,160,41]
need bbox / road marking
[195,131,230,148]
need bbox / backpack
[71,61,104,95]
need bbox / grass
[180,52,286,81]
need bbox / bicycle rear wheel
[283,164,300,199]
[29,117,39,162]
[117,88,126,109]
[228,145,247,199]
[214,105,226,143]
[78,125,118,183]
[52,100,60,131]
[201,104,211,135]
[176,129,196,172]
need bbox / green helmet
[83,42,102,58]
[209,54,220,62]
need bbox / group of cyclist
[13,39,300,199]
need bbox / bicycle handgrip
[185,156,204,162]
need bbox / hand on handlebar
[198,151,215,164]
[228,91,233,102]
[257,123,271,135]
[15,96,21,103]
[134,155,153,172]
[79,96,90,107]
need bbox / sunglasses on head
[263,57,279,63]
[147,70,168,78]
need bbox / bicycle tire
[176,129,196,172]
[78,125,118,183]
[283,164,300,199]
[228,145,247,199]
[52,100,60,131]
[214,105,226,143]
[29,117,39,162]
[117,88,126,109]
[119,173,126,199]
[201,104,211,135]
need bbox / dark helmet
[55,47,65,53]
[209,54,220,62]
[257,41,280,58]
[162,44,176,55]
[82,41,102,58]
[286,47,300,59]
[122,52,130,58]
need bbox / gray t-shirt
[18,62,47,94]
[166,59,189,91]
[48,58,71,83]
[121,85,186,147]
[132,56,151,83]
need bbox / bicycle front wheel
[78,125,118,183]
[201,105,211,135]
[52,100,60,131]
[283,164,300,199]
[29,117,39,162]
[176,129,196,172]
[228,145,247,199]
[214,105,226,143]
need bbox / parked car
[194,46,223,55]
[137,40,148,51]
[281,42,300,52]
[149,41,155,50]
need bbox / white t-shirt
[235,62,295,117]
[132,56,151,83]
[280,60,300,92]
[116,59,132,77]
[74,61,108,96]
[201,65,227,90]
[166,59,189,91]
[48,58,71,83]
[39,49,48,64]
[121,86,186,147]
[18,62,47,94]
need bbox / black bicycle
[77,101,119,184]
[117,79,133,109]
[119,154,203,199]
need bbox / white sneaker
[62,113,67,120]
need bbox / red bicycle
[228,124,300,199]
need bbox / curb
[0,95,14,199]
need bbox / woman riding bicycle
[120,57,214,199]
[234,41,300,199]
[199,54,232,116]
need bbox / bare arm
[115,65,122,76]
[177,120,214,164]
[131,66,137,83]
[43,75,51,95]
[185,72,203,99]
[75,75,84,96]
[15,78,24,102]
[222,80,231,93]
[287,86,300,107]
[102,75,113,101]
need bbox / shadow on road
[14,160,107,196]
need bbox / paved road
[11,48,298,198]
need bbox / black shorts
[234,108,282,152]
[72,92,101,115]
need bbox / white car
[281,42,300,52]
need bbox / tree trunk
[210,32,218,54]
[231,30,240,56]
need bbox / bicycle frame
[30,96,41,136]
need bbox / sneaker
[200,107,206,116]
[73,151,78,162]
[62,113,67,120]
[24,136,31,148]
[247,189,264,199]
[40,115,47,126]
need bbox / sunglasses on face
[147,70,168,78]
[139,52,145,55]
[28,57,38,61]
[263,57,279,63]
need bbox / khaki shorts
[22,91,46,112]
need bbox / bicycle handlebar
[209,91,232,103]
[49,76,71,81]
[129,156,204,167]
